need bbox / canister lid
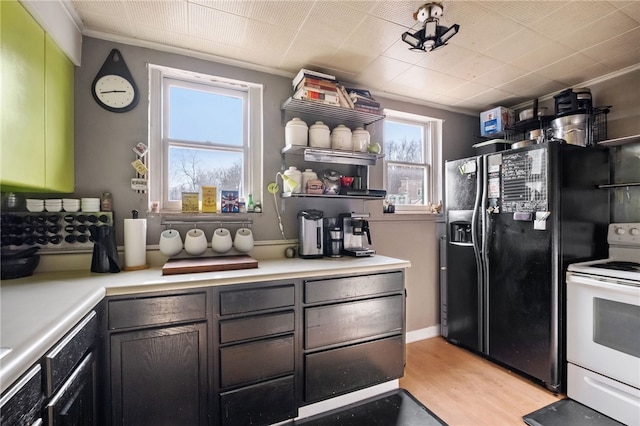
[286,117,308,128]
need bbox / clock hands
[100,90,128,94]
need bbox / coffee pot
[90,225,120,273]
[339,212,375,257]
[323,217,343,258]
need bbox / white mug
[211,228,233,253]
[159,229,183,257]
[184,228,207,256]
[233,228,254,253]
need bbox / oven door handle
[567,273,640,296]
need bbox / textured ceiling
[68,0,640,113]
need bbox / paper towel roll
[124,218,148,270]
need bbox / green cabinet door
[45,34,74,192]
[1,0,46,190]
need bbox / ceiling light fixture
[401,2,460,52]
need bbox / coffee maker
[339,212,375,257]
[298,209,323,258]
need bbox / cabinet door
[110,323,208,426]
[44,34,74,192]
[0,0,46,190]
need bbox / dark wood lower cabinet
[109,323,208,426]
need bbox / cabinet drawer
[220,335,294,388]
[220,311,294,344]
[304,271,403,304]
[219,284,294,316]
[46,352,96,426]
[0,365,43,426]
[108,292,207,329]
[305,335,405,403]
[44,310,97,397]
[220,375,296,426]
[305,295,404,349]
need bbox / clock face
[93,75,137,110]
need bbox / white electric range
[566,223,640,426]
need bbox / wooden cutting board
[162,255,258,276]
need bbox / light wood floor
[399,337,564,425]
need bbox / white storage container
[309,121,330,148]
[283,166,302,193]
[331,125,352,150]
[301,169,318,193]
[352,127,370,152]
[285,118,308,146]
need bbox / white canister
[283,166,302,193]
[352,127,370,152]
[184,228,207,256]
[285,117,308,146]
[301,169,318,193]
[331,125,352,150]
[309,121,331,148]
[211,228,233,253]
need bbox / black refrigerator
[443,142,609,392]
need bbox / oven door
[566,272,640,387]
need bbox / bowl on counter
[1,254,40,280]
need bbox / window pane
[168,146,243,201]
[169,86,243,145]
[384,121,423,163]
[387,164,426,205]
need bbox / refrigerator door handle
[471,157,485,352]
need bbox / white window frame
[148,64,263,212]
[383,109,442,213]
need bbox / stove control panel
[608,223,640,246]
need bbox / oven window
[594,298,640,357]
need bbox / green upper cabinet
[45,35,74,192]
[0,0,74,193]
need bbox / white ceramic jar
[184,228,207,256]
[211,228,233,253]
[159,229,183,257]
[309,121,331,148]
[301,169,318,193]
[283,166,302,193]
[285,117,308,146]
[352,127,370,152]
[233,228,254,253]
[331,125,352,150]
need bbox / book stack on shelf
[343,87,381,114]
[291,69,381,115]
[292,69,339,106]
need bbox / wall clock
[91,49,139,113]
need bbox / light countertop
[0,255,410,394]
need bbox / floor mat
[295,388,447,426]
[523,398,624,426]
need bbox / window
[149,65,263,211]
[383,110,442,212]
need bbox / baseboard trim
[406,325,440,343]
